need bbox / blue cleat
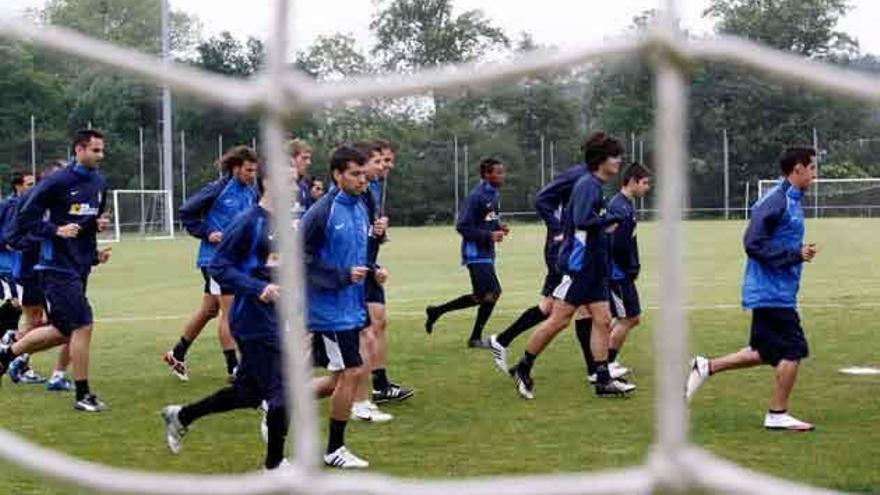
[46,375,74,392]
[7,356,27,384]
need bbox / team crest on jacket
[485,211,499,222]
[69,203,100,216]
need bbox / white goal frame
[0,0,869,494]
[104,189,175,242]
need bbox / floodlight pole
[30,115,36,175]
[139,126,146,234]
[160,0,174,237]
[180,130,187,202]
[813,127,819,218]
[723,128,729,220]
[540,133,546,187]
[454,135,459,220]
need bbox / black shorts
[0,275,18,302]
[552,273,608,306]
[40,270,92,336]
[749,308,809,366]
[610,278,641,319]
[365,277,386,304]
[201,267,233,296]
[312,329,363,371]
[16,276,45,308]
[467,263,502,298]
[234,338,285,409]
[541,237,563,297]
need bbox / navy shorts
[467,263,502,298]
[749,308,809,366]
[40,270,92,336]
[312,329,363,371]
[541,237,563,297]
[610,278,641,319]
[16,276,45,308]
[365,277,386,304]
[234,338,285,409]
[552,273,609,306]
[201,267,233,296]
[0,275,18,302]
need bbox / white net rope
[0,0,868,493]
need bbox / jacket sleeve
[179,181,223,240]
[535,176,571,237]
[571,182,624,231]
[456,192,491,242]
[0,200,14,251]
[208,213,268,297]
[17,178,59,240]
[300,200,353,290]
[743,194,802,269]
[607,201,632,270]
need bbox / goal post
[757,177,880,217]
[101,189,174,242]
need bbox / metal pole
[723,129,730,220]
[218,134,224,178]
[454,135,459,220]
[139,127,145,234]
[639,139,644,163]
[744,181,750,219]
[540,133,546,187]
[549,140,556,179]
[252,136,258,151]
[161,0,174,237]
[30,115,36,175]
[813,127,819,218]
[631,131,636,160]
[463,143,469,190]
[180,130,187,202]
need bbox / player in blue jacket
[163,146,259,382]
[424,158,509,348]
[0,130,112,412]
[687,147,818,432]
[287,138,313,220]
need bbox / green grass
[1,219,879,493]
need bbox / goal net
[99,189,174,242]
[757,178,880,218]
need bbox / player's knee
[482,292,500,304]
[629,315,641,327]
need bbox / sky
[3,0,880,56]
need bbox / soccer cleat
[587,365,630,384]
[424,306,439,334]
[763,412,815,432]
[263,458,291,473]
[372,382,414,404]
[609,361,630,377]
[510,366,535,400]
[74,393,108,412]
[0,330,16,346]
[467,338,490,349]
[7,355,28,384]
[162,351,189,382]
[685,356,711,403]
[351,401,394,422]
[259,401,269,444]
[595,379,636,397]
[161,405,189,454]
[488,334,508,373]
[323,446,369,469]
[46,375,74,392]
[18,369,47,385]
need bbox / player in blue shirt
[288,138,313,220]
[163,146,259,382]
[0,130,112,412]
[509,133,636,399]
[686,147,818,432]
[425,158,509,348]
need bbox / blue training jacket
[17,163,106,277]
[607,192,640,281]
[209,205,278,343]
[363,179,387,264]
[0,194,18,275]
[558,172,623,276]
[179,176,258,267]
[300,189,371,332]
[742,179,805,309]
[534,163,588,267]
[456,181,501,265]
[3,189,41,281]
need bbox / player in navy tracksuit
[0,181,26,338]
[606,163,651,375]
[302,145,381,469]
[161,167,291,470]
[509,132,636,399]
[425,158,509,348]
[163,146,259,382]
[287,138,313,221]
[0,130,112,412]
[687,147,818,432]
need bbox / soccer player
[288,138,313,218]
[508,135,635,399]
[425,158,508,348]
[301,145,379,468]
[309,178,325,203]
[0,129,112,412]
[161,166,290,470]
[163,146,259,382]
[686,147,818,431]
[606,163,651,374]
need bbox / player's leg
[587,301,635,396]
[163,269,221,380]
[489,293,553,373]
[0,323,67,378]
[573,306,596,377]
[352,326,392,422]
[367,288,413,404]
[608,278,641,370]
[218,294,238,379]
[466,264,501,348]
[424,265,484,334]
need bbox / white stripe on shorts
[0,280,11,302]
[208,276,222,296]
[611,288,627,318]
[322,334,345,372]
[552,275,572,301]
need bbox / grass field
[1,219,879,494]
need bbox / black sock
[178,386,253,426]
[223,349,238,375]
[327,419,347,454]
[172,336,192,361]
[433,295,479,316]
[769,409,787,415]
[517,351,537,375]
[372,368,389,391]
[608,348,619,363]
[496,305,547,347]
[574,318,595,374]
[469,301,496,341]
[0,345,17,367]
[75,380,90,401]
[265,405,289,469]
[595,361,611,385]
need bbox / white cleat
[764,412,815,432]
[161,405,189,454]
[595,379,636,397]
[259,400,269,443]
[351,401,394,423]
[263,458,291,473]
[488,334,508,373]
[685,356,711,403]
[587,365,630,384]
[324,446,369,469]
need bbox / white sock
[52,370,65,379]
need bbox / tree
[296,34,370,81]
[194,32,264,77]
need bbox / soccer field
[1,218,879,493]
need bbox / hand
[374,267,389,285]
[605,223,619,234]
[350,266,369,283]
[96,213,111,232]
[56,223,81,239]
[500,223,510,234]
[801,243,817,262]
[553,233,564,243]
[259,283,281,303]
[490,230,505,243]
[97,246,112,264]
[372,216,389,238]
[208,231,223,244]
